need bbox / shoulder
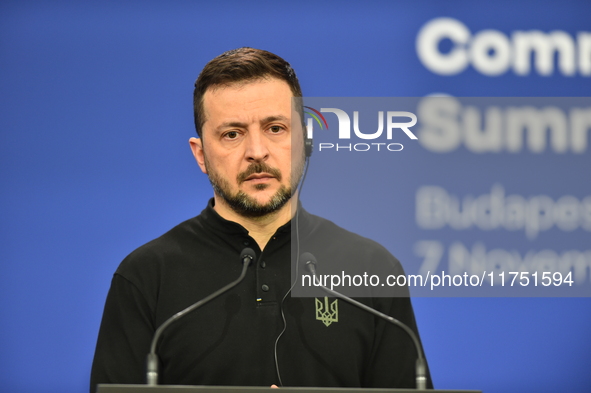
[298,209,409,297]
[303,210,399,264]
[114,215,203,295]
[122,215,200,262]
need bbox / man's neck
[212,196,296,250]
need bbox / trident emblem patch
[315,297,338,327]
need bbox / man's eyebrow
[215,121,249,131]
[214,116,290,132]
[260,115,289,125]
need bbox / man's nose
[244,131,270,162]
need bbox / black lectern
[98,385,480,393]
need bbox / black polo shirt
[90,200,430,391]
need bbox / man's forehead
[202,78,293,124]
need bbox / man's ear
[189,137,208,174]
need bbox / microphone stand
[146,248,255,385]
[304,255,427,390]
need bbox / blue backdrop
[1,1,590,393]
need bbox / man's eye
[225,131,239,139]
[269,126,283,133]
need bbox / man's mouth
[237,162,282,184]
[244,173,275,183]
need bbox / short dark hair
[193,47,303,138]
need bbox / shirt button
[261,284,270,292]
[260,261,266,268]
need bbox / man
[91,47,430,391]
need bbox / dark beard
[212,180,293,218]
[207,162,294,218]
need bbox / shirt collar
[197,198,313,237]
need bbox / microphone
[146,248,256,385]
[300,252,427,390]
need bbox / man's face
[190,77,305,218]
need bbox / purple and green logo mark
[304,106,329,130]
